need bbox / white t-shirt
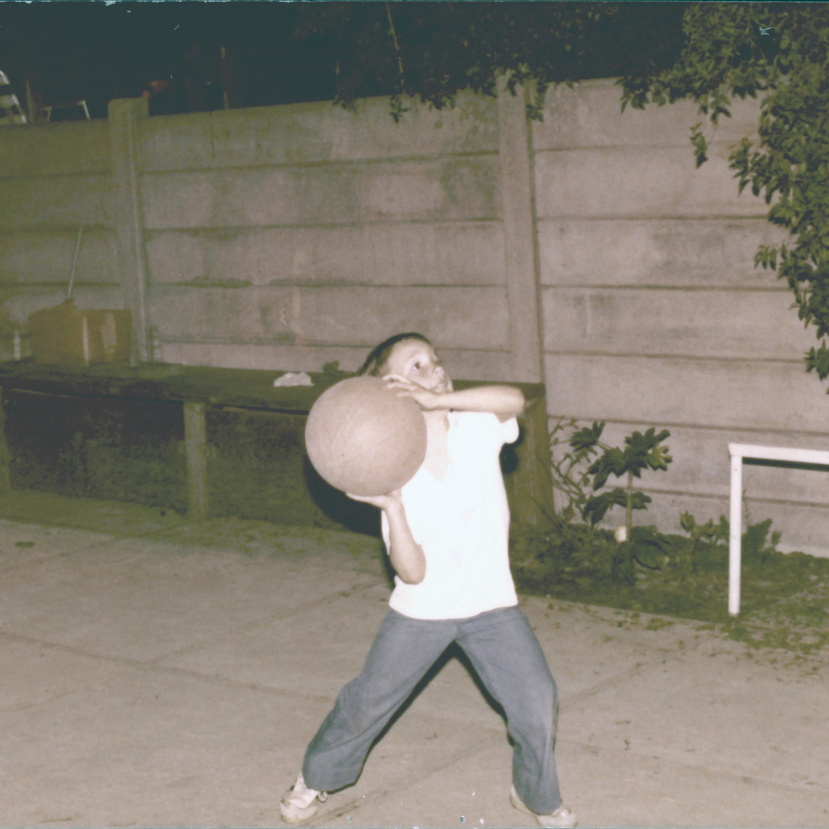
[381,411,520,621]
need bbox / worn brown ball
[305,375,427,497]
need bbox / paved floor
[1,490,827,828]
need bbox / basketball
[305,375,428,497]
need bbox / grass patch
[510,522,829,655]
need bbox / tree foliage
[295,2,686,119]
[618,3,829,387]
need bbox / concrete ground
[1,490,827,829]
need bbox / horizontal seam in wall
[642,486,829,510]
[1,281,121,290]
[537,214,771,221]
[541,285,790,293]
[0,225,114,236]
[0,224,116,235]
[149,282,506,290]
[141,216,503,231]
[535,213,768,221]
[534,141,756,154]
[140,150,500,175]
[143,219,503,233]
[0,170,111,182]
[542,351,806,366]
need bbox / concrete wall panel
[0,230,119,286]
[145,222,505,287]
[150,285,509,350]
[140,157,500,229]
[535,145,766,220]
[0,121,110,178]
[0,176,112,230]
[141,91,498,172]
[542,287,810,360]
[544,354,826,433]
[534,78,761,151]
[163,341,511,380]
[538,218,784,288]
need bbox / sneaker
[280,773,328,824]
[510,785,577,829]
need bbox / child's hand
[347,490,402,511]
[382,373,447,410]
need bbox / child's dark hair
[358,332,432,377]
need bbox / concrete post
[109,97,151,362]
[497,78,544,383]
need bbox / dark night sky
[0,1,338,117]
[0,1,686,119]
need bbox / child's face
[385,339,452,393]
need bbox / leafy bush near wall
[508,418,829,653]
[526,418,676,584]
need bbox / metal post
[728,449,743,616]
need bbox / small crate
[29,300,132,367]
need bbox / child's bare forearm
[384,499,426,584]
[431,385,525,419]
[347,492,425,584]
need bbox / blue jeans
[302,605,563,814]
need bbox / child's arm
[385,377,525,421]
[347,491,426,584]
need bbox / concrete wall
[138,91,536,381]
[1,79,827,553]
[0,118,122,348]
[536,80,829,555]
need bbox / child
[280,333,576,828]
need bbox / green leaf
[588,449,627,490]
[569,421,605,453]
[582,488,625,525]
[806,342,829,379]
[612,542,637,585]
[680,511,697,534]
[632,542,662,570]
[690,122,708,167]
[630,491,652,511]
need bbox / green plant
[741,517,782,564]
[541,419,672,585]
[548,420,672,534]
[678,512,728,580]
[569,421,672,538]
[514,422,825,652]
[546,417,597,524]
[612,525,674,585]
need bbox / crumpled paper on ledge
[273,371,314,388]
